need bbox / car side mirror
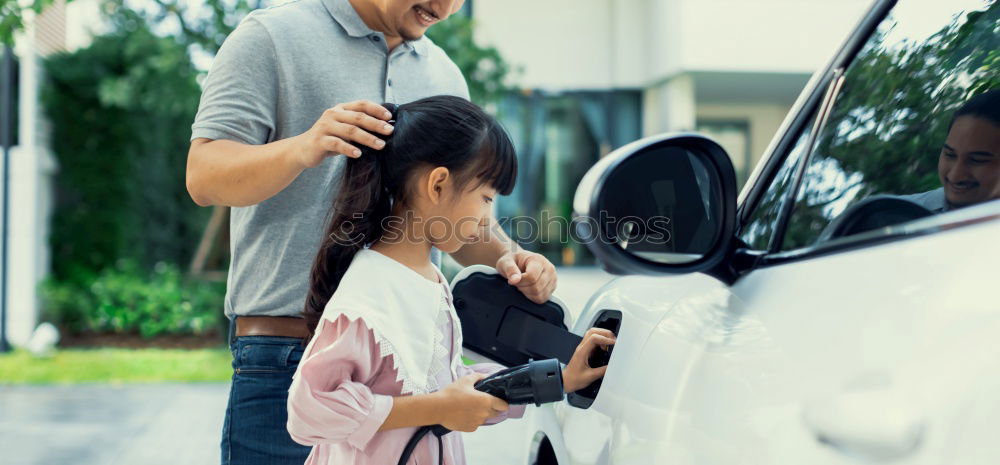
[572,133,739,275]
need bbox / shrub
[40,261,225,338]
[41,15,207,282]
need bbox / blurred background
[0,0,871,463]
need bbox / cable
[397,425,448,465]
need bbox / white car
[452,0,1000,463]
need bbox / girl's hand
[562,328,617,393]
[435,373,509,432]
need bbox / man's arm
[449,217,520,268]
[186,101,395,207]
[186,137,305,207]
[185,15,394,207]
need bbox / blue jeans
[222,328,311,465]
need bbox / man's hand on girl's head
[292,99,396,168]
[496,250,558,304]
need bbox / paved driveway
[0,384,226,465]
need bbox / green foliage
[110,0,258,54]
[40,261,225,338]
[42,6,208,280]
[426,14,516,104]
[0,0,250,48]
[0,0,59,45]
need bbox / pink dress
[286,268,526,465]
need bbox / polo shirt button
[387,78,393,87]
[371,35,381,42]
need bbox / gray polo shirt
[190,0,468,318]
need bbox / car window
[739,125,812,250]
[779,0,999,251]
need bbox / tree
[0,0,58,45]
[42,6,205,281]
[1,0,250,49]
[426,14,515,104]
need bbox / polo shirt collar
[323,0,429,56]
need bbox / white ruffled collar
[319,248,458,395]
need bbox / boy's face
[938,115,1000,208]
[382,0,466,41]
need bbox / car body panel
[544,207,999,464]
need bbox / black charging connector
[396,359,564,465]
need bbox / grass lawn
[0,349,479,385]
[0,348,234,384]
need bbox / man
[185,1,558,463]
[900,89,1000,212]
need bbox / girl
[286,95,616,465]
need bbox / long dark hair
[303,95,517,335]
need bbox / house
[470,0,871,264]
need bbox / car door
[616,0,1000,463]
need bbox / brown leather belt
[234,316,310,339]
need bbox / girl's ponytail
[302,107,396,336]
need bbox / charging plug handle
[398,359,565,465]
[473,358,564,407]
